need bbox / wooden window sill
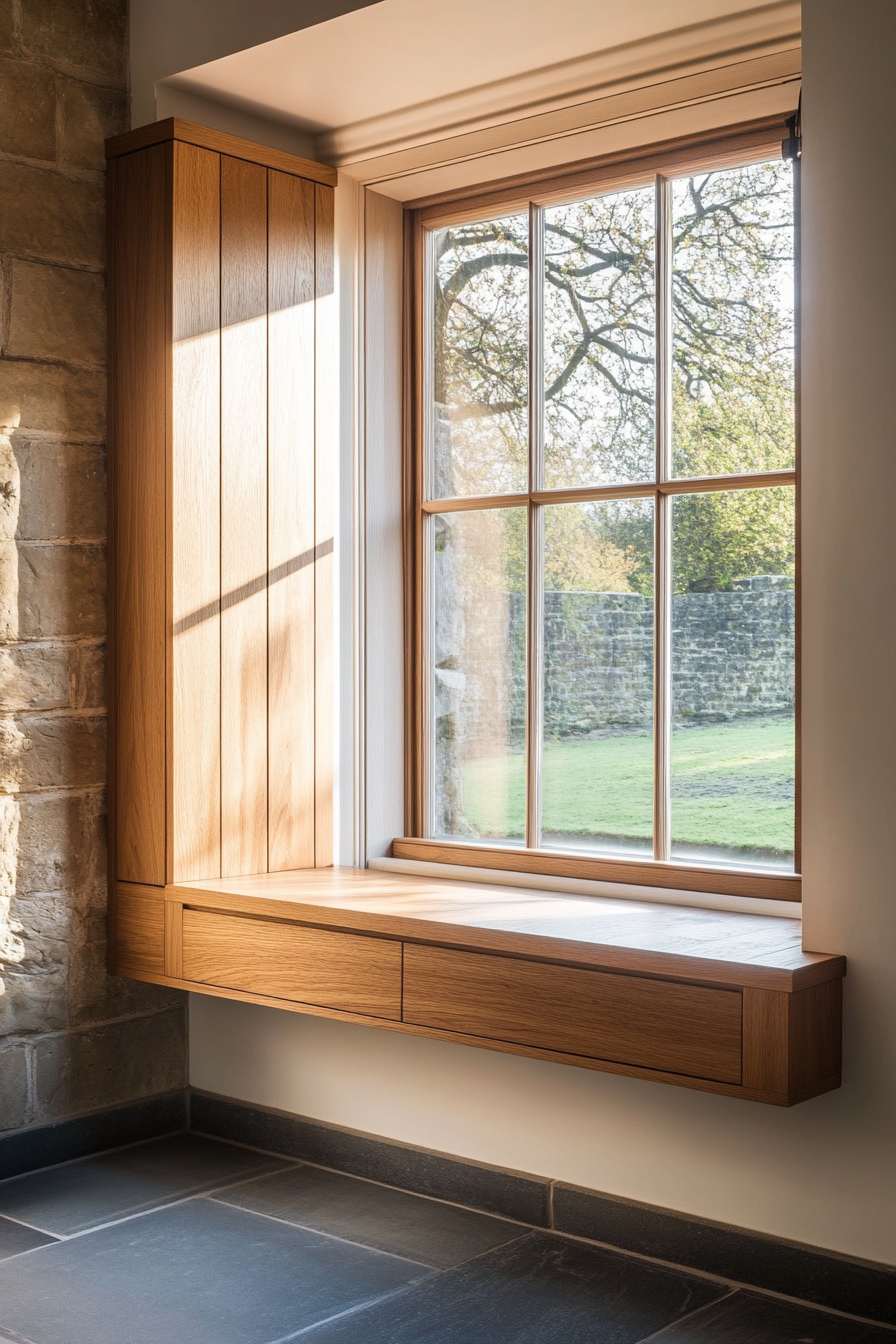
[113,867,844,1107]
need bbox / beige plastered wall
[188,0,896,1268]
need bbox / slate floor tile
[0,1134,288,1234]
[302,1230,727,1344]
[644,1289,896,1343]
[0,1197,430,1344]
[0,1214,57,1260]
[215,1162,526,1268]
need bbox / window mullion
[654,175,672,863]
[526,202,545,850]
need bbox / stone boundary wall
[451,581,795,756]
[0,0,185,1134]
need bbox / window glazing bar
[654,175,673,863]
[526,202,545,850]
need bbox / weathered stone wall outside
[453,579,795,755]
[0,0,185,1134]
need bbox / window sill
[113,866,843,1107]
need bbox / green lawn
[462,718,795,864]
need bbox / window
[406,128,798,896]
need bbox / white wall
[128,0,380,126]
[190,0,896,1268]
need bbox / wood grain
[164,899,183,979]
[170,141,221,882]
[116,885,165,977]
[106,118,337,187]
[108,144,168,885]
[403,943,742,1082]
[171,867,840,990]
[314,183,336,866]
[221,155,268,876]
[742,987,789,1095]
[789,979,842,1093]
[181,907,402,1018]
[393,838,801,903]
[268,170,316,871]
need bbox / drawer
[403,945,742,1083]
[181,908,402,1020]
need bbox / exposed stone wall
[0,0,185,1134]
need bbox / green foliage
[432,159,796,593]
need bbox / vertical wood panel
[221,156,268,876]
[315,184,335,866]
[268,171,316,870]
[789,979,841,1092]
[170,142,221,882]
[742,987,789,1095]
[110,145,169,885]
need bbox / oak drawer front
[403,945,742,1083]
[182,909,401,1019]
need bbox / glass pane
[544,186,655,489]
[672,160,795,478]
[670,486,795,870]
[430,216,528,498]
[431,507,526,842]
[541,498,654,855]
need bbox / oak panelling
[106,118,337,187]
[172,867,842,991]
[221,155,269,877]
[742,988,789,1095]
[393,837,801,903]
[170,142,221,882]
[164,900,183,979]
[403,944,743,1083]
[789,978,842,1093]
[116,884,166,977]
[181,908,402,1018]
[268,170,316,871]
[109,145,168,886]
[314,184,336,867]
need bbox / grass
[461,717,795,864]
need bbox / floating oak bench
[114,868,844,1107]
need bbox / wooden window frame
[400,114,801,904]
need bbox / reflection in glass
[672,160,795,479]
[431,216,528,498]
[544,187,656,489]
[541,499,654,855]
[670,486,795,869]
[431,508,526,842]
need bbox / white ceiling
[160,0,798,140]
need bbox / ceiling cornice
[318,1,799,167]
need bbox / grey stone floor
[0,1135,889,1343]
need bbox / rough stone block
[0,1,15,54]
[71,642,105,709]
[21,0,126,84]
[0,57,55,159]
[34,1007,186,1118]
[16,789,105,897]
[8,262,105,367]
[0,891,70,1034]
[0,642,73,711]
[59,78,126,169]
[17,542,105,639]
[0,1041,28,1131]
[0,161,104,268]
[13,439,105,539]
[0,711,105,792]
[0,363,104,440]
